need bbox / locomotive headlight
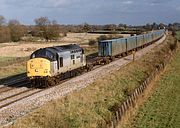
[30,64,34,68]
[44,70,48,73]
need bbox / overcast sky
[0,0,180,25]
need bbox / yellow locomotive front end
[27,58,51,78]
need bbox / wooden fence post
[123,101,127,112]
[118,107,122,120]
[116,111,119,121]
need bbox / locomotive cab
[27,48,56,78]
[27,58,51,78]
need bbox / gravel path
[0,35,166,126]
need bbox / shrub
[169,39,178,51]
[88,39,97,46]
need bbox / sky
[0,0,180,25]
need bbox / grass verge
[124,44,180,128]
[176,31,180,40]
[8,35,177,128]
[0,56,28,67]
[0,57,28,79]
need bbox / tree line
[0,15,180,43]
[0,15,26,43]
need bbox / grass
[176,31,180,40]
[83,45,98,55]
[0,64,26,79]
[0,56,28,67]
[0,56,28,79]
[9,36,176,128]
[124,45,180,128]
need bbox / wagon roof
[30,44,82,61]
[99,38,127,43]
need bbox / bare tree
[152,22,158,30]
[34,17,50,26]
[144,23,152,31]
[0,15,6,26]
[159,23,165,29]
[82,23,91,33]
[104,24,117,31]
[49,20,60,39]
[0,15,11,43]
[8,19,26,42]
[34,17,60,41]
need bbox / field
[0,33,127,57]
[124,45,180,128]
[0,57,27,79]
[176,31,180,40]
[8,35,177,128]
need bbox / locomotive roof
[37,44,82,53]
[50,44,82,52]
[30,44,82,61]
[99,38,127,43]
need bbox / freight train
[27,29,165,87]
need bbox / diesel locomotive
[27,44,86,87]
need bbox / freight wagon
[98,29,165,57]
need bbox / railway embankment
[121,38,180,128]
[2,34,177,128]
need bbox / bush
[88,39,97,46]
[172,30,176,37]
[97,34,123,42]
[0,26,11,43]
[169,39,178,51]
[97,35,109,41]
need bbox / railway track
[0,77,33,109]
[0,81,31,94]
[0,77,30,93]
[0,88,42,109]
[0,76,27,86]
[0,75,73,109]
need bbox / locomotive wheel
[111,57,115,62]
[105,59,110,64]
[87,65,93,71]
